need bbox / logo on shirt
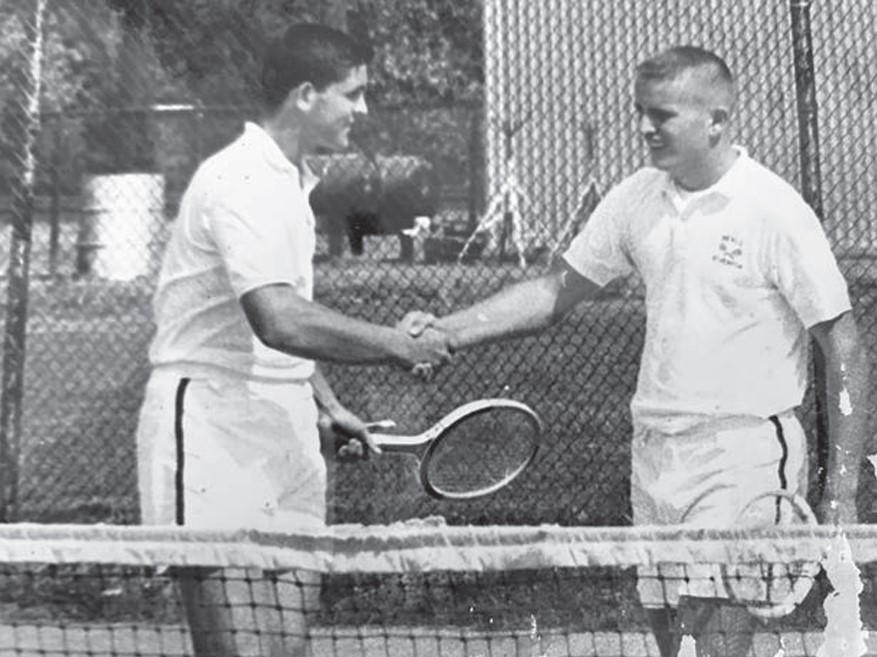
[712,234,743,269]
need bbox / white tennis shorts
[136,366,326,532]
[631,411,808,608]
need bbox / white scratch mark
[817,531,867,657]
[838,388,853,416]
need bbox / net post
[788,0,829,500]
[0,0,48,522]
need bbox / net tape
[0,521,873,657]
[1,520,876,571]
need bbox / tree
[357,0,483,105]
[0,0,484,190]
[117,0,483,107]
[0,1,182,186]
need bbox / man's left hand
[318,405,381,461]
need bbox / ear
[709,107,730,136]
[284,81,317,113]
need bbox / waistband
[633,408,799,438]
[152,362,313,387]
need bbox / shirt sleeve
[206,182,308,299]
[766,196,852,329]
[562,179,636,286]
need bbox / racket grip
[366,419,396,431]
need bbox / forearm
[310,365,343,413]
[273,304,403,364]
[822,343,871,504]
[437,276,566,349]
[243,287,410,365]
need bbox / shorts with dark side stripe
[631,410,808,607]
[135,366,325,531]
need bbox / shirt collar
[242,122,321,193]
[298,157,320,194]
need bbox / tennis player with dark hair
[402,45,869,657]
[135,23,452,657]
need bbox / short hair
[261,23,373,111]
[636,45,736,109]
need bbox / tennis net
[0,521,874,656]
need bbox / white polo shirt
[149,122,319,381]
[563,148,851,433]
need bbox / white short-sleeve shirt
[563,148,851,432]
[149,122,319,381]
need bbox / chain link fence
[0,0,874,527]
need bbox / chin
[324,136,349,152]
[648,152,674,172]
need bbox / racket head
[418,398,542,500]
[722,490,820,619]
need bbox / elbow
[546,305,568,328]
[256,324,319,360]
[249,313,310,357]
[255,323,287,352]
[241,286,324,359]
[251,317,290,353]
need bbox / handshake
[392,311,453,378]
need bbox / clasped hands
[395,310,448,379]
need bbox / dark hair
[636,45,734,88]
[261,23,373,111]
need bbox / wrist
[440,325,461,351]
[315,393,343,415]
[388,329,414,367]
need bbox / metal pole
[48,118,61,278]
[789,0,824,218]
[0,0,48,522]
[788,0,828,497]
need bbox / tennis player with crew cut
[402,46,870,657]
[135,23,452,657]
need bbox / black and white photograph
[0,1,874,655]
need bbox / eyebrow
[634,103,676,117]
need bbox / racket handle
[366,419,396,431]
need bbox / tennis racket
[369,398,541,500]
[722,490,820,619]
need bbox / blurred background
[0,0,874,529]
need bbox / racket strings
[426,408,539,495]
[722,492,820,617]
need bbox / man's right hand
[397,325,452,373]
[395,312,447,379]
[398,311,437,337]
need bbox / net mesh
[0,522,874,657]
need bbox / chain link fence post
[789,0,829,498]
[0,0,47,522]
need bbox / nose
[354,94,368,116]
[638,113,655,136]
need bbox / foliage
[351,105,481,189]
[0,2,181,184]
[70,3,180,173]
[125,0,483,107]
[356,0,483,105]
[0,0,484,189]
